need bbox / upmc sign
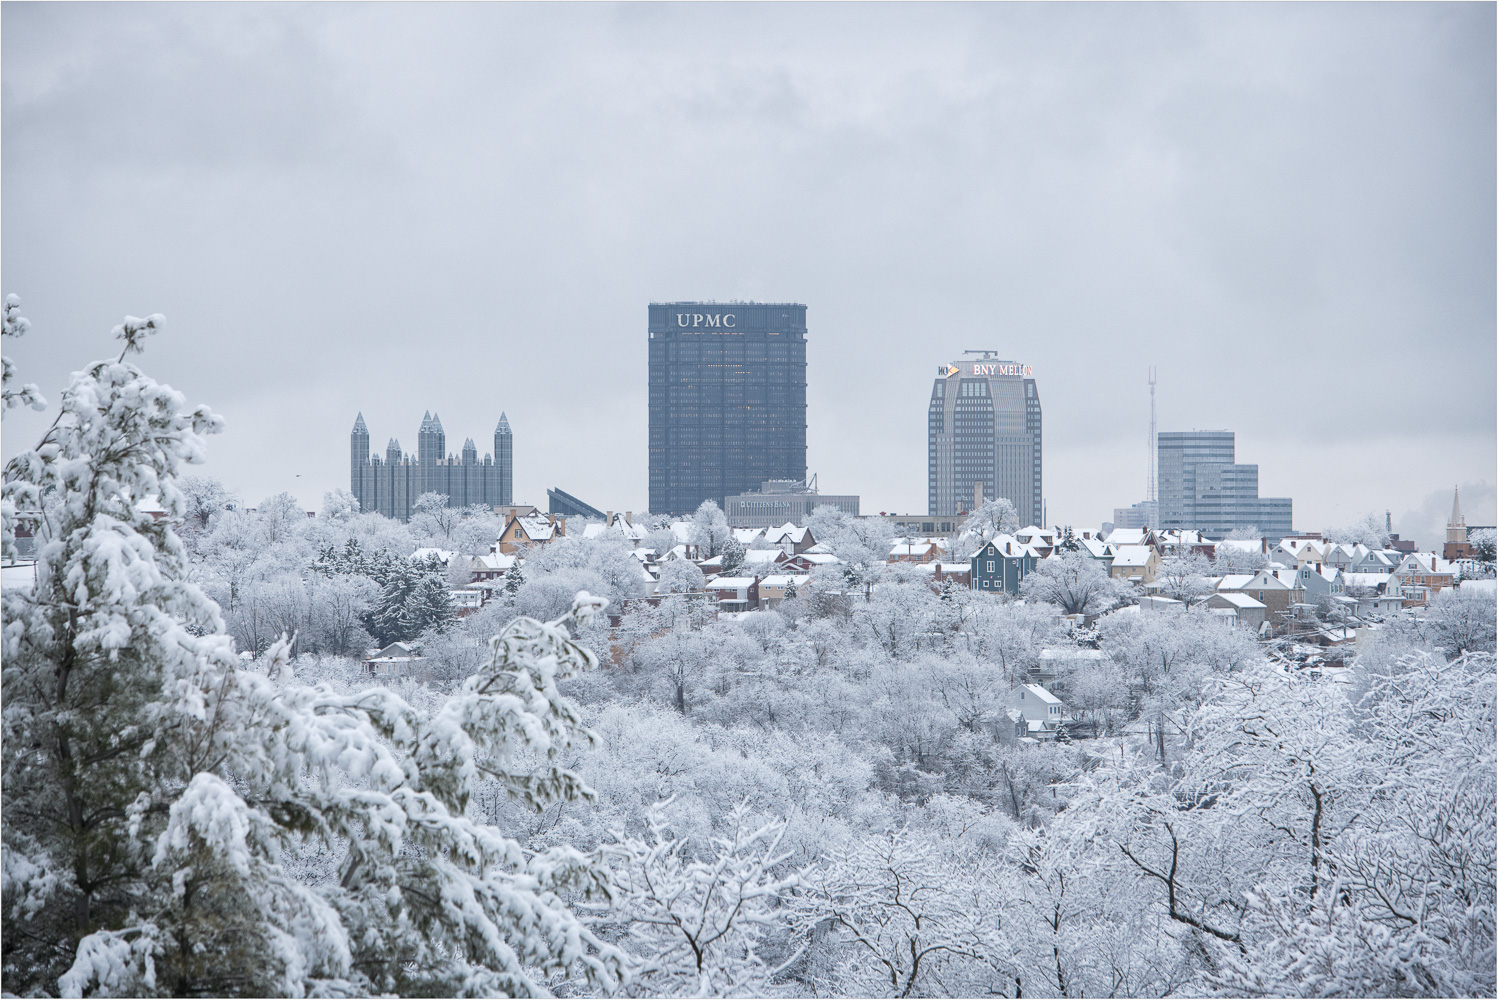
[676,312,737,328]
[971,362,1032,377]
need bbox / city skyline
[2,3,1493,548]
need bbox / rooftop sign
[943,361,1033,377]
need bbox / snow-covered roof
[1104,528,1151,546]
[1079,537,1114,558]
[1397,554,1459,574]
[471,553,517,571]
[1110,546,1154,567]
[732,527,765,545]
[1342,572,1391,587]
[742,550,783,566]
[764,523,810,546]
[758,574,810,587]
[1211,592,1267,609]
[705,576,757,589]
[798,552,841,565]
[1038,647,1106,661]
[411,547,454,564]
[1216,574,1258,591]
[1015,683,1062,705]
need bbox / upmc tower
[927,352,1042,525]
[648,302,807,516]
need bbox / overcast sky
[3,2,1494,548]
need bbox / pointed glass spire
[352,412,368,434]
[496,412,511,435]
[431,412,444,432]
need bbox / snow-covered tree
[791,830,1010,997]
[961,496,1020,541]
[1,312,628,997]
[320,486,360,523]
[411,491,462,543]
[690,500,731,559]
[720,535,745,573]
[179,475,238,533]
[656,557,706,595]
[1214,538,1270,574]
[1153,552,1213,607]
[1020,551,1129,616]
[1323,511,1391,549]
[1,293,45,413]
[1470,527,1496,573]
[604,800,802,997]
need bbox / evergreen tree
[721,535,745,573]
[368,558,420,645]
[405,573,458,637]
[1,306,627,997]
[505,560,525,596]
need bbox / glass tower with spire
[350,411,513,520]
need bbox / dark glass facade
[648,302,807,516]
[927,355,1043,525]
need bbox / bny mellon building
[648,302,807,516]
[927,352,1042,525]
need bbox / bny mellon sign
[941,362,1033,377]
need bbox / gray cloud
[4,2,1493,530]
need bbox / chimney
[1432,556,1437,572]
[606,510,613,525]
[625,511,633,526]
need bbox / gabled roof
[705,576,757,589]
[1211,592,1267,609]
[1217,574,1257,591]
[1104,528,1151,546]
[1110,545,1155,567]
[1014,683,1062,705]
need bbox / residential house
[757,573,810,609]
[889,539,946,563]
[970,537,1040,595]
[1205,591,1268,628]
[1392,554,1458,605]
[1297,564,1347,604]
[497,512,566,554]
[363,641,425,677]
[763,523,818,556]
[704,576,760,612]
[1109,545,1161,584]
[1004,683,1070,738]
[1217,569,1305,622]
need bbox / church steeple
[1447,485,1467,545]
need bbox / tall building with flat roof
[927,352,1042,525]
[648,302,807,515]
[1157,430,1293,539]
[724,478,859,528]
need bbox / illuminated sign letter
[723,314,735,328]
[676,314,690,327]
[704,314,721,327]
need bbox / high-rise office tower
[927,352,1042,525]
[648,302,807,515]
[1156,430,1293,539]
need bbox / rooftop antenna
[1147,367,1158,519]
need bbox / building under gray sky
[1,4,1492,546]
[648,302,807,516]
[928,353,1042,526]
